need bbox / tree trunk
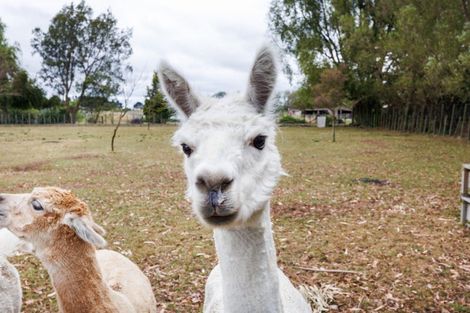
[111,111,127,152]
[461,103,468,137]
[439,102,445,134]
[443,115,448,136]
[456,117,462,137]
[449,101,456,136]
[463,0,470,21]
[332,114,336,143]
[468,116,470,140]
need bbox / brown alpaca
[0,187,156,313]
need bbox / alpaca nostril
[220,178,233,191]
[196,176,207,190]
[0,195,4,202]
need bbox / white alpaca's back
[97,249,157,313]
[0,257,21,313]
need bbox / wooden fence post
[462,164,470,224]
[468,116,470,140]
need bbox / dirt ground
[0,125,469,312]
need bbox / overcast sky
[0,0,296,106]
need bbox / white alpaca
[0,229,25,256]
[159,46,312,313]
[0,256,21,313]
[0,187,157,313]
[0,228,35,313]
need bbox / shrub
[279,115,305,124]
[130,118,143,124]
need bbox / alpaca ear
[158,62,200,119]
[63,213,107,249]
[246,46,278,113]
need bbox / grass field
[1,125,469,312]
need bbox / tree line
[0,0,170,124]
[270,0,470,138]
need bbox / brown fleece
[43,227,118,313]
[28,188,120,313]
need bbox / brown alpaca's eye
[181,143,193,156]
[252,135,266,150]
[32,200,44,211]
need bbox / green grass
[1,125,470,312]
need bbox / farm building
[287,107,352,124]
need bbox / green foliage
[45,95,62,109]
[10,71,46,109]
[143,71,171,123]
[312,67,346,109]
[0,19,19,96]
[287,86,313,110]
[270,0,470,136]
[80,96,120,123]
[279,114,306,124]
[31,0,132,123]
[0,20,52,113]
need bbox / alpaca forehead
[31,187,88,215]
[174,100,276,144]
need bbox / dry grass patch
[0,125,469,312]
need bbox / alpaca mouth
[204,211,238,226]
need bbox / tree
[31,1,132,123]
[312,67,347,142]
[111,68,141,152]
[10,70,46,110]
[80,96,119,123]
[45,95,62,109]
[133,102,143,109]
[270,0,470,138]
[0,19,19,99]
[143,71,171,123]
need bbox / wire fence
[0,110,169,125]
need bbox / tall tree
[31,1,132,123]
[10,70,46,110]
[312,67,346,142]
[270,0,470,137]
[143,71,171,123]
[0,20,48,113]
[0,19,19,98]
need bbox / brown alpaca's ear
[62,213,107,248]
[158,61,200,119]
[246,46,278,113]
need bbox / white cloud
[0,0,294,106]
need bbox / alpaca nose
[195,173,234,193]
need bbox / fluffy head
[0,187,106,249]
[159,46,283,228]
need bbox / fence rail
[0,110,167,125]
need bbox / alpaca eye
[31,200,44,211]
[252,135,267,150]
[181,143,193,157]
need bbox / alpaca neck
[36,230,118,313]
[214,204,283,313]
